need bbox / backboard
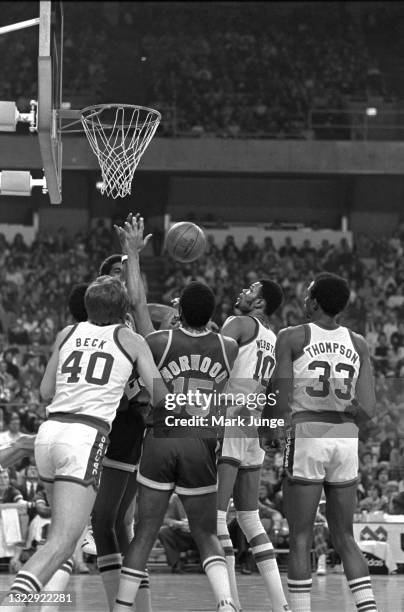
[38,1,63,205]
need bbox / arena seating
[0,3,399,137]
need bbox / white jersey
[291,322,361,420]
[47,322,134,431]
[225,315,276,398]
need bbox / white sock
[252,538,289,611]
[347,576,378,611]
[3,570,43,612]
[217,510,241,610]
[237,510,289,612]
[113,567,148,612]
[40,558,74,612]
[9,569,43,594]
[98,553,123,611]
[202,555,233,606]
[287,578,312,612]
[135,571,152,612]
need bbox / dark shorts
[104,408,147,472]
[137,428,218,495]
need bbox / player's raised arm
[115,213,155,337]
[117,326,168,409]
[270,328,294,418]
[40,325,75,400]
[258,328,295,448]
[220,315,257,345]
[221,336,239,371]
[351,332,376,423]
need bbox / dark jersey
[150,327,231,437]
[105,368,149,466]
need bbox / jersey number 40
[61,350,114,386]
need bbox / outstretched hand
[114,212,153,255]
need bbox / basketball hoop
[80,104,161,198]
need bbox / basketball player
[67,281,151,612]
[216,281,291,612]
[2,276,167,612]
[269,273,377,612]
[113,218,240,612]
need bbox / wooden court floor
[0,572,402,612]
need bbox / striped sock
[40,559,74,612]
[10,570,43,595]
[287,578,312,612]
[250,535,290,612]
[203,555,233,606]
[113,567,147,612]
[135,570,152,612]
[98,553,123,611]
[348,576,378,611]
[217,510,241,611]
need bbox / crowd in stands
[0,2,398,137]
[0,222,404,572]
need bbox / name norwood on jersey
[160,353,228,384]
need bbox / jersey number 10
[253,350,275,386]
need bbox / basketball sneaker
[81,527,97,556]
[316,553,326,576]
[217,600,238,611]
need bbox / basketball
[165,222,206,263]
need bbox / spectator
[2,349,19,381]
[379,427,399,462]
[390,492,404,515]
[0,412,23,447]
[0,468,23,503]
[18,465,45,522]
[359,484,388,513]
[158,493,199,573]
[376,466,390,496]
[373,333,389,375]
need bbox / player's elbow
[40,380,54,401]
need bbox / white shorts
[35,420,108,490]
[219,425,265,470]
[284,422,358,486]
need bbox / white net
[80,104,161,198]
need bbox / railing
[154,104,404,141]
[61,99,404,141]
[308,108,404,141]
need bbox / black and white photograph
[0,2,402,610]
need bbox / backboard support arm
[0,17,40,37]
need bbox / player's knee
[236,510,266,542]
[329,530,355,554]
[45,535,76,562]
[93,512,116,537]
[189,519,216,542]
[289,531,313,551]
